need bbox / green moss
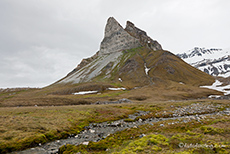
[186,130,199,136]
[115,134,169,153]
[210,118,229,125]
[200,126,224,135]
[170,134,203,149]
[175,151,192,154]
[59,144,87,154]
[151,145,162,151]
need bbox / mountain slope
[177,47,230,78]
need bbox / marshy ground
[0,97,229,153]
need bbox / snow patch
[200,80,230,95]
[73,91,98,95]
[108,87,126,91]
[179,82,184,84]
[82,142,89,145]
[118,78,122,82]
[144,63,150,75]
[208,95,221,98]
[219,72,230,78]
[178,48,230,78]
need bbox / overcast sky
[0,0,229,88]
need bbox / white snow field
[200,80,230,95]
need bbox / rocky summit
[99,17,162,55]
[99,17,140,55]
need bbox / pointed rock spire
[104,17,123,38]
[99,17,141,55]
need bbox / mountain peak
[125,21,147,37]
[99,17,141,55]
[104,17,123,38]
[99,17,162,55]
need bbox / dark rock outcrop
[125,21,162,51]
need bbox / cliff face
[99,17,162,55]
[99,17,141,55]
[125,21,162,51]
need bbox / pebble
[89,129,95,133]
[139,134,146,138]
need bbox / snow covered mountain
[177,47,230,78]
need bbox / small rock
[119,98,132,103]
[89,129,95,133]
[160,124,164,127]
[139,134,146,138]
[98,133,104,138]
[84,135,89,139]
[224,111,230,115]
[68,134,75,138]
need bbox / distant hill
[177,47,230,78]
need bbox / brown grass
[0,80,223,107]
[0,99,229,153]
[0,104,134,153]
